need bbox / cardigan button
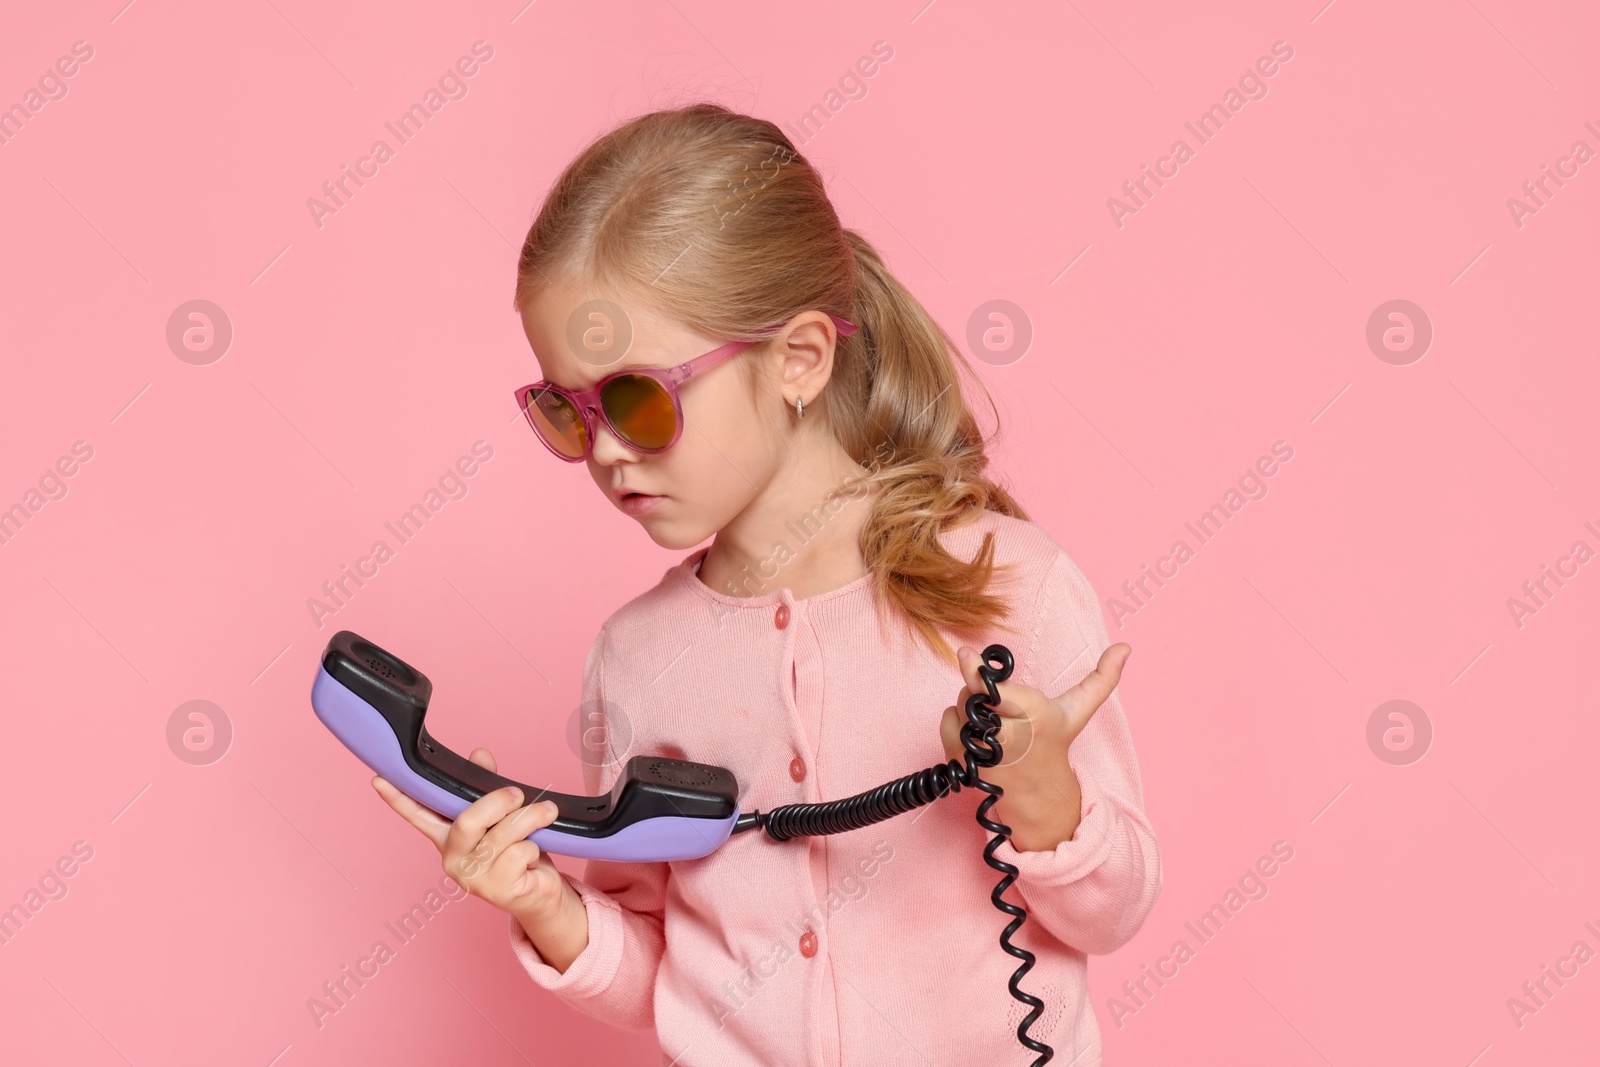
[798,928,817,958]
[774,604,790,629]
[789,756,806,782]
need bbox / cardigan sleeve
[507,625,670,1031]
[991,546,1163,955]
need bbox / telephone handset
[310,630,740,862]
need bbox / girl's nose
[586,412,637,465]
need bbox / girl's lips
[618,492,665,516]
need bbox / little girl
[375,103,1161,1066]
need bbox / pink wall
[1,0,1596,1063]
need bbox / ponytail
[838,230,1031,665]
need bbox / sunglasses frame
[514,312,858,462]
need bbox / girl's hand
[371,747,571,925]
[938,642,1131,851]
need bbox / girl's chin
[638,517,712,552]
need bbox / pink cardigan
[509,509,1161,1065]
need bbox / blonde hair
[513,103,1030,666]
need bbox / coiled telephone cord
[730,643,1053,1065]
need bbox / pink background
[1,0,1596,1063]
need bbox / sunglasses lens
[601,374,677,451]
[525,387,587,459]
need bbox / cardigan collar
[672,544,877,609]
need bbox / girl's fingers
[373,745,524,878]
[1055,643,1132,734]
[443,785,525,863]
[371,775,454,850]
[939,699,1036,767]
[372,742,500,851]
[955,646,1038,719]
[458,801,559,891]
[483,796,561,855]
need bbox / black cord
[731,643,1053,1065]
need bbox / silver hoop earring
[795,395,805,419]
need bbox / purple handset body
[310,631,740,863]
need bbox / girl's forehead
[524,283,670,345]
[521,290,698,387]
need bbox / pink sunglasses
[514,313,858,462]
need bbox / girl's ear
[777,311,842,404]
